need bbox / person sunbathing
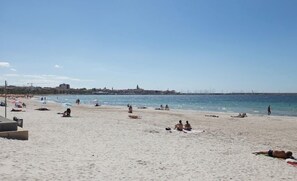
[231,113,247,118]
[11,108,22,112]
[165,105,169,110]
[128,115,140,119]
[205,114,219,118]
[174,120,183,131]
[253,150,294,159]
[184,121,192,131]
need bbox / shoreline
[31,95,297,118]
[2,94,296,117]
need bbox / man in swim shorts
[174,120,183,131]
[253,150,293,159]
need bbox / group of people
[55,98,297,164]
[174,120,192,131]
[231,105,272,118]
[156,104,170,110]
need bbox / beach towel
[183,129,205,134]
[170,129,205,134]
[286,158,297,166]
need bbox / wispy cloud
[3,74,19,77]
[10,68,17,72]
[0,62,10,67]
[54,64,63,69]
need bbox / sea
[44,94,297,117]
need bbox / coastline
[39,94,297,117]
[0,97,297,180]
[2,94,297,117]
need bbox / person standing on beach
[268,105,271,115]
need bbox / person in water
[174,120,183,131]
[253,150,293,159]
[268,105,271,115]
[184,121,192,131]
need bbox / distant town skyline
[1,0,297,93]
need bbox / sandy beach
[1,97,297,180]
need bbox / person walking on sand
[268,105,271,115]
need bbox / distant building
[59,83,70,89]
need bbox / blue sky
[1,0,297,93]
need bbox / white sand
[1,98,297,180]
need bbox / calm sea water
[44,94,297,117]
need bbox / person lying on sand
[253,150,294,159]
[231,113,247,118]
[205,115,219,118]
[184,121,192,131]
[35,107,50,111]
[137,106,147,109]
[128,115,141,119]
[174,120,183,131]
[11,108,23,112]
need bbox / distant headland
[0,83,178,95]
[1,83,297,95]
